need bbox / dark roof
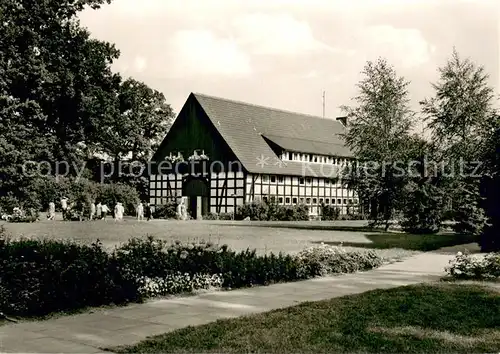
[193,93,351,177]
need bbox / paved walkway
[0,253,454,353]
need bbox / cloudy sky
[79,0,499,133]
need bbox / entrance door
[182,177,209,219]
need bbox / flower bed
[445,251,500,280]
[0,234,384,318]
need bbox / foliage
[0,0,174,206]
[235,201,309,221]
[421,49,495,151]
[0,237,140,317]
[295,244,383,277]
[98,182,140,215]
[445,251,500,280]
[421,49,497,245]
[451,191,488,237]
[479,117,500,252]
[152,201,178,219]
[218,212,233,220]
[399,182,443,234]
[0,232,386,318]
[321,204,340,221]
[202,212,219,220]
[112,237,307,289]
[341,58,416,230]
[7,208,39,223]
[137,273,224,298]
[24,176,139,215]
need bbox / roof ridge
[193,92,340,123]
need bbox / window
[262,175,268,182]
[349,199,353,204]
[354,199,358,204]
[292,197,297,204]
[313,156,318,162]
[299,178,305,184]
[325,179,330,185]
[300,197,305,204]
[313,198,317,204]
[306,198,311,204]
[319,198,323,204]
[343,199,347,204]
[278,197,283,203]
[270,196,276,203]
[333,158,337,165]
[325,199,330,204]
[278,176,284,183]
[306,177,311,184]
[337,199,341,204]
[263,196,268,203]
[332,199,336,204]
[270,175,276,183]
[285,197,290,204]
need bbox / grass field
[110,283,500,354]
[1,217,478,259]
[0,218,401,255]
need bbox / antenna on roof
[322,90,325,118]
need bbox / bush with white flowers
[445,251,500,280]
[137,273,224,297]
[296,243,383,277]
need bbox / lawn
[316,232,480,253]
[1,218,477,259]
[110,283,500,354]
[0,218,406,256]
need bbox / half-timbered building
[149,93,358,219]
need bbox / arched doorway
[182,177,209,219]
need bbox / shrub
[112,237,307,288]
[0,237,140,317]
[0,234,385,318]
[399,182,444,234]
[27,177,140,215]
[235,201,308,221]
[203,212,219,220]
[152,201,178,219]
[235,201,268,220]
[218,212,233,220]
[445,251,500,280]
[295,244,383,277]
[137,273,224,297]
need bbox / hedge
[0,232,383,318]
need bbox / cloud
[167,29,252,78]
[358,25,432,68]
[232,13,340,56]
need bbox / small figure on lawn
[114,202,124,221]
[89,200,96,221]
[177,197,188,221]
[136,202,144,221]
[47,201,55,220]
[60,197,68,220]
[96,201,102,220]
[145,202,153,221]
[101,203,109,221]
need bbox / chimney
[336,116,347,127]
